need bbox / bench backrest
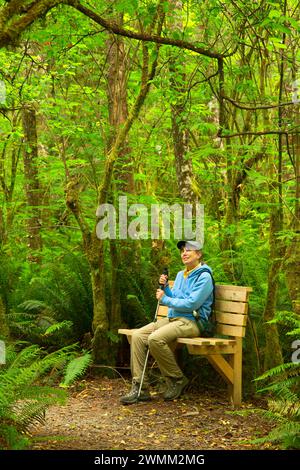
[157,282,252,338]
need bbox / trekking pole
[137,267,168,399]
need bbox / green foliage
[0,251,22,312]
[60,352,92,387]
[0,341,93,449]
[0,343,68,449]
[253,312,300,449]
[7,252,93,346]
[0,0,299,440]
[43,320,74,337]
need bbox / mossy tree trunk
[22,104,43,262]
[263,205,284,370]
[65,26,162,363]
[0,111,20,246]
[262,22,287,369]
[284,89,300,315]
[106,15,131,334]
[0,296,9,338]
[168,1,195,204]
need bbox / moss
[91,324,115,365]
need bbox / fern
[249,421,300,450]
[60,352,92,387]
[18,300,54,314]
[252,312,300,449]
[11,252,93,344]
[0,342,87,450]
[43,320,73,336]
[0,425,30,450]
[255,361,299,381]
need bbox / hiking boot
[120,381,151,405]
[163,376,189,401]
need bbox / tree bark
[65,176,111,364]
[106,18,130,333]
[0,296,9,338]
[0,0,72,48]
[22,104,43,262]
[168,1,195,204]
[0,111,21,246]
[217,58,240,281]
[263,209,284,370]
[284,101,300,315]
[262,14,287,369]
[65,29,161,363]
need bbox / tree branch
[0,0,72,48]
[71,2,232,60]
[224,95,296,111]
[220,129,299,138]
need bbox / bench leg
[231,340,242,408]
[227,356,234,405]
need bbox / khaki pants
[131,317,199,386]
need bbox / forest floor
[28,374,279,451]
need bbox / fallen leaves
[28,377,279,451]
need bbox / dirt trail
[29,377,277,450]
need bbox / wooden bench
[118,282,252,407]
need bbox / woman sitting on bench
[120,240,214,405]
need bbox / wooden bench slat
[216,323,246,338]
[216,312,248,327]
[157,305,168,317]
[216,285,253,292]
[215,299,248,314]
[185,344,236,355]
[215,285,252,302]
[177,337,236,346]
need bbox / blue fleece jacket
[161,263,214,322]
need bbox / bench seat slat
[185,344,236,355]
[176,337,236,346]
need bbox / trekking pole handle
[158,267,169,290]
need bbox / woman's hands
[156,274,168,300]
[158,274,168,286]
[156,289,165,301]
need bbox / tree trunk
[22,104,43,262]
[66,33,161,363]
[169,0,195,203]
[262,19,287,369]
[284,89,300,315]
[218,58,240,281]
[88,234,112,364]
[106,18,131,334]
[65,179,112,364]
[0,296,9,338]
[0,111,21,246]
[263,208,284,370]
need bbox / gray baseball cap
[177,240,203,250]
